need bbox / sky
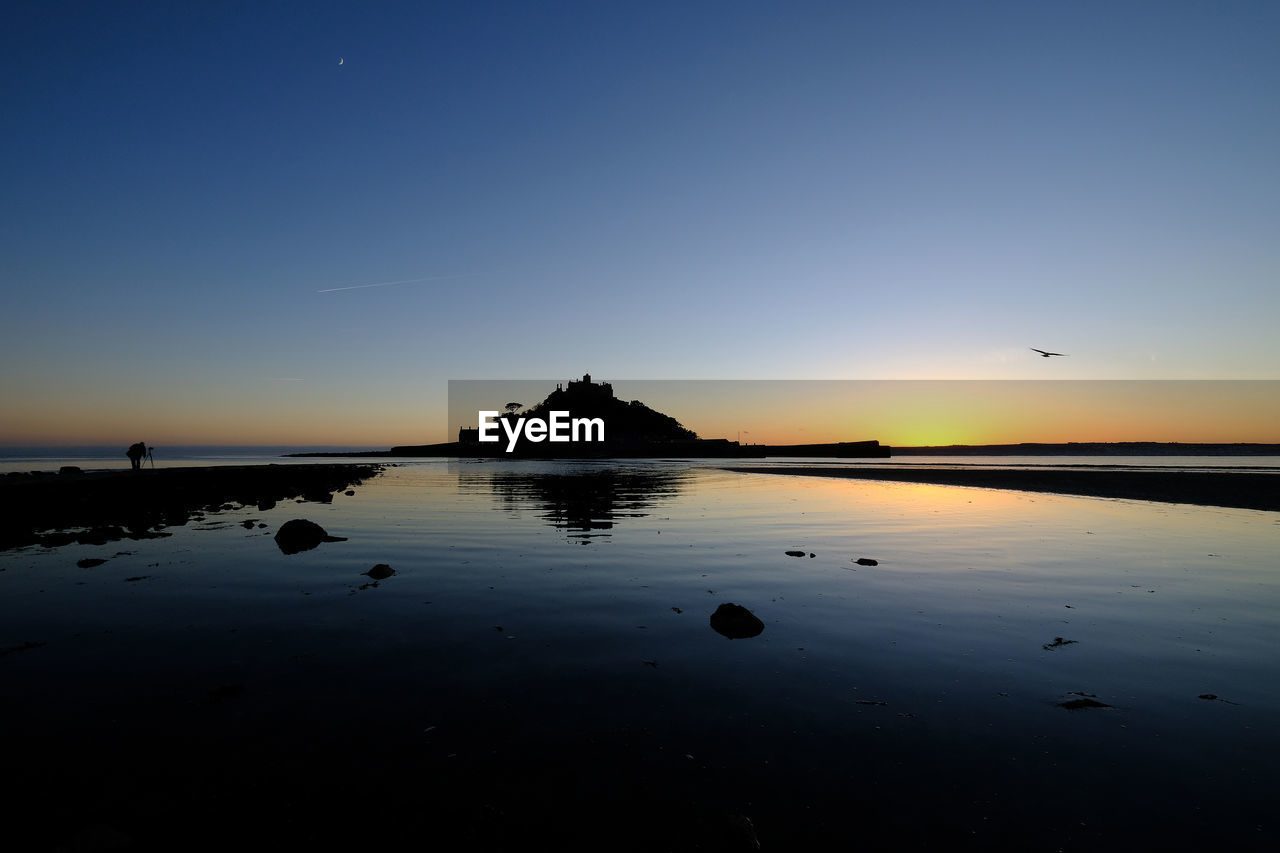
[450,379,1280,446]
[3,1,1278,446]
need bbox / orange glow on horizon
[5,380,1277,447]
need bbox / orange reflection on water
[716,467,1152,551]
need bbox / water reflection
[457,463,689,541]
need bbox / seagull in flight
[1030,348,1068,358]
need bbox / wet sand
[722,465,1280,512]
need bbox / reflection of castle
[460,465,690,542]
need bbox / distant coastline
[289,438,890,459]
[892,442,1280,456]
[287,441,1280,459]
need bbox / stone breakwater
[0,463,384,550]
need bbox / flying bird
[1031,348,1067,357]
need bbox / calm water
[2,461,1278,849]
[4,446,1280,475]
[0,445,378,474]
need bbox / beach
[3,460,1278,850]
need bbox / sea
[2,448,1278,849]
[4,444,1280,475]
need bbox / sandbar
[722,465,1279,512]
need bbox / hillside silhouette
[504,374,696,442]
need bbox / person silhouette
[127,442,146,471]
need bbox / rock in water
[365,563,395,580]
[274,519,347,554]
[710,603,765,639]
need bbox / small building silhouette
[564,373,613,398]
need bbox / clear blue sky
[3,1,1277,444]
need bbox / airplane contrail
[317,273,479,293]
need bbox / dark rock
[710,603,765,639]
[855,557,878,566]
[274,519,348,555]
[1043,637,1078,650]
[1058,692,1110,710]
[0,640,46,657]
[57,823,134,852]
[123,576,149,582]
[59,466,83,477]
[208,683,245,703]
[721,812,762,852]
[257,498,277,512]
[77,558,108,568]
[344,490,355,496]
[784,550,806,557]
[77,525,126,546]
[365,563,395,580]
[241,519,256,529]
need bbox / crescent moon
[338,57,344,66]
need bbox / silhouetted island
[294,375,890,459]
